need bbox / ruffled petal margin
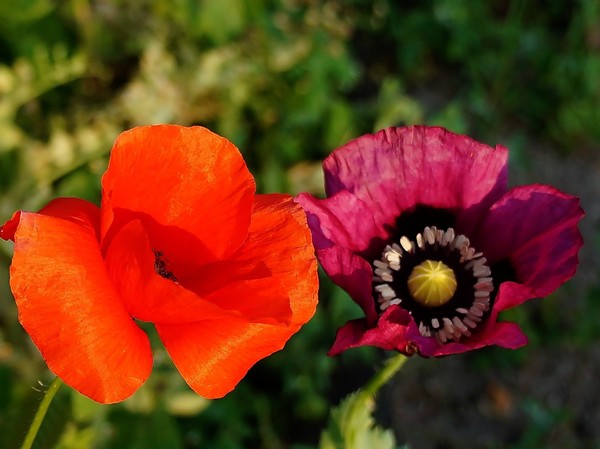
[329,307,414,355]
[476,184,584,297]
[418,283,533,356]
[156,317,299,399]
[4,200,152,403]
[156,194,319,398]
[421,322,528,357]
[297,126,510,323]
[330,277,533,357]
[295,193,379,322]
[330,307,528,358]
[322,126,509,237]
[101,125,256,276]
[190,194,317,325]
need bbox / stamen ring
[372,226,494,343]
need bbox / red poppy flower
[296,126,583,357]
[1,125,318,403]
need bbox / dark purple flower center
[153,249,178,283]
[372,226,494,344]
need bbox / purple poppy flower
[297,126,583,357]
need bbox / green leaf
[319,355,409,449]
[319,391,398,449]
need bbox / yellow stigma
[407,260,457,307]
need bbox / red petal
[2,198,100,242]
[328,319,379,356]
[104,219,240,323]
[101,125,256,275]
[0,211,21,241]
[9,207,152,403]
[157,317,304,398]
[185,194,318,325]
[476,185,584,297]
[156,195,318,398]
[39,197,101,239]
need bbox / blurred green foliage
[0,0,598,448]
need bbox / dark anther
[405,341,419,356]
[152,249,178,283]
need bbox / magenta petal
[483,321,529,349]
[424,322,528,357]
[329,307,414,355]
[476,184,584,296]
[328,319,371,355]
[421,281,532,356]
[420,281,531,356]
[326,306,525,358]
[296,193,379,321]
[296,191,389,254]
[322,126,509,235]
[318,247,379,323]
[300,127,583,359]
[493,281,536,312]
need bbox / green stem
[345,353,408,420]
[318,353,409,449]
[362,352,408,397]
[20,377,63,449]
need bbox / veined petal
[476,184,584,296]
[492,281,536,312]
[417,281,533,357]
[296,190,388,255]
[422,322,528,357]
[39,197,102,239]
[9,209,152,403]
[186,194,318,325]
[101,125,256,275]
[156,316,308,399]
[1,198,100,242]
[308,126,583,359]
[317,246,378,323]
[104,219,240,324]
[203,277,291,325]
[329,307,413,355]
[322,126,508,237]
[156,195,318,398]
[330,305,527,358]
[295,192,383,323]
